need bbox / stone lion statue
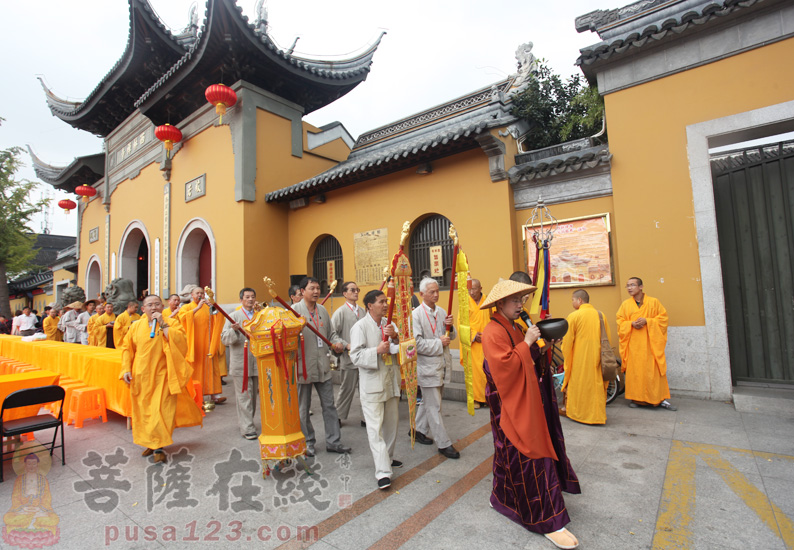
[57,285,86,309]
[179,284,199,304]
[104,278,138,315]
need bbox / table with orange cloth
[0,336,131,417]
[0,369,61,421]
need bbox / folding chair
[0,385,65,482]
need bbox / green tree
[511,62,605,151]
[0,120,49,318]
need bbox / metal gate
[711,139,794,384]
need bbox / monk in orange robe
[113,301,140,349]
[121,295,203,463]
[459,278,491,406]
[562,289,610,425]
[42,309,63,341]
[616,277,676,411]
[481,279,580,549]
[178,286,226,408]
[91,303,116,348]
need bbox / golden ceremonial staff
[445,225,460,337]
[320,279,337,306]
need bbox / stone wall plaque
[184,174,206,202]
[354,228,389,286]
[89,227,99,243]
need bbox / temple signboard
[354,228,389,285]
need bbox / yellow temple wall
[603,36,794,328]
[284,148,516,327]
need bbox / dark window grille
[408,215,454,289]
[312,235,343,296]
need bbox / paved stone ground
[1,383,792,549]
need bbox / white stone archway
[117,220,151,299]
[175,218,216,293]
[85,254,103,300]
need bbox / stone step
[441,381,467,403]
[733,386,794,418]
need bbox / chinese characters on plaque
[184,175,206,202]
[326,260,336,285]
[429,246,443,277]
[354,228,389,285]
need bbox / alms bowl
[536,318,569,340]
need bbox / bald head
[469,278,482,302]
[509,271,532,285]
[571,289,589,310]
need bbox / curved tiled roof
[27,146,104,193]
[135,0,384,124]
[39,0,195,137]
[510,143,611,183]
[576,0,763,67]
[266,80,516,203]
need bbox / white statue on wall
[512,42,539,89]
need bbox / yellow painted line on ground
[653,440,794,550]
[693,444,794,549]
[652,440,697,550]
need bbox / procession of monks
[28,273,673,550]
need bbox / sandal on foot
[544,528,579,549]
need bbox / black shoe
[305,446,316,458]
[361,420,367,427]
[378,477,391,490]
[221,378,228,386]
[412,431,433,445]
[391,460,403,468]
[438,446,460,459]
[327,444,352,454]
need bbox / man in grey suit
[293,277,350,456]
[350,289,402,489]
[331,281,366,426]
[220,287,259,440]
[412,277,459,459]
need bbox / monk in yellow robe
[113,300,140,349]
[178,286,226,407]
[616,277,676,411]
[42,310,62,341]
[121,295,203,463]
[459,278,491,406]
[162,294,182,320]
[562,289,610,424]
[91,303,116,348]
[4,452,59,536]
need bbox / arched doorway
[176,218,216,293]
[118,221,151,300]
[409,214,454,289]
[85,255,102,300]
[312,235,343,296]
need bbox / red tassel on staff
[242,341,249,392]
[299,333,307,380]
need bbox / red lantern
[154,124,183,158]
[205,84,237,124]
[58,199,76,214]
[75,185,96,203]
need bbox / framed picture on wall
[524,213,614,288]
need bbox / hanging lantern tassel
[205,84,238,125]
[154,124,183,159]
[58,199,76,215]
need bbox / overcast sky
[0,0,631,237]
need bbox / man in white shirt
[412,277,459,459]
[350,289,402,489]
[16,307,38,336]
[331,282,366,426]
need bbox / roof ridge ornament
[254,0,268,34]
[511,42,539,91]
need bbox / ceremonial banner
[525,214,613,288]
[455,250,475,415]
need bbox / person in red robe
[481,279,580,550]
